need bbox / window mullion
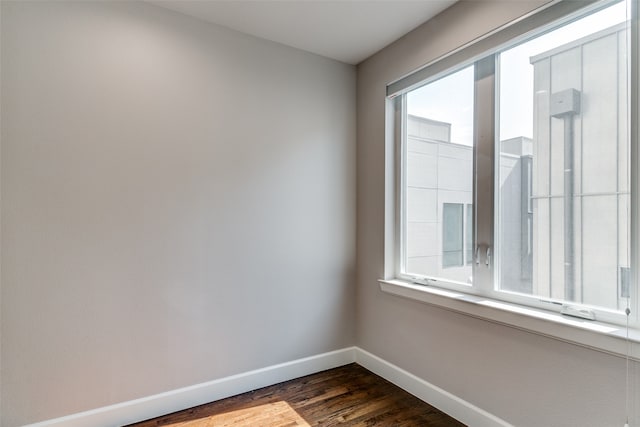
[473,56,497,292]
[630,0,639,325]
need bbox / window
[390,0,636,327]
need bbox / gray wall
[0,1,355,425]
[356,1,639,426]
[3,1,639,426]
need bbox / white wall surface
[0,1,355,425]
[356,1,639,426]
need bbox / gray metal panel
[521,155,534,282]
[582,195,619,308]
[618,29,630,194]
[582,32,619,194]
[533,58,551,198]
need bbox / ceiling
[149,1,457,65]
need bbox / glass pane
[404,66,474,284]
[497,1,629,311]
[443,203,464,267]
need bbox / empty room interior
[2,0,640,426]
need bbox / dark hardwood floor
[127,363,466,426]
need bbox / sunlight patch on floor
[166,401,310,427]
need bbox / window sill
[379,279,640,361]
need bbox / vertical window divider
[397,96,407,278]
[385,95,404,280]
[630,0,639,323]
[473,56,497,292]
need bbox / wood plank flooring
[127,363,466,427]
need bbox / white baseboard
[25,347,509,427]
[25,347,357,427]
[354,348,511,427]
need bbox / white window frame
[382,0,640,358]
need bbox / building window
[392,0,636,326]
[443,203,464,268]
